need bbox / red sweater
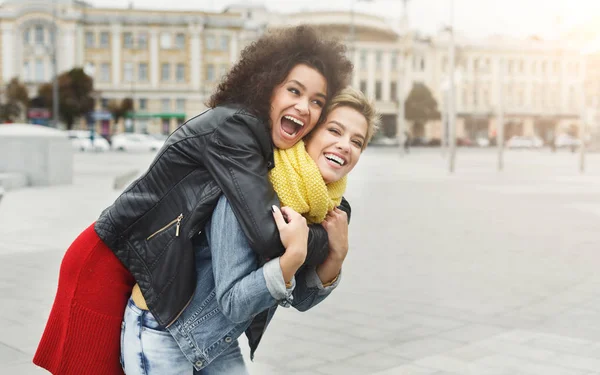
[34,223,135,375]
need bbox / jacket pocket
[147,214,183,241]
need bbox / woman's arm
[208,196,305,323]
[203,110,332,265]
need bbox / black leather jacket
[94,105,349,327]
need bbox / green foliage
[0,77,29,122]
[38,68,95,129]
[404,83,440,127]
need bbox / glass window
[161,98,170,111]
[35,59,44,82]
[139,98,147,110]
[86,32,95,48]
[100,63,110,82]
[391,53,398,71]
[101,98,109,108]
[24,29,30,44]
[138,63,148,81]
[35,25,44,45]
[420,57,426,71]
[220,64,228,78]
[176,63,185,82]
[206,35,216,50]
[390,81,397,101]
[160,32,171,49]
[137,32,148,49]
[176,98,185,112]
[100,32,109,48]
[375,51,382,69]
[220,35,229,51]
[161,63,170,81]
[124,62,133,82]
[360,80,367,94]
[123,32,133,48]
[360,50,367,69]
[23,61,30,81]
[206,64,215,81]
[375,81,382,100]
[175,33,185,49]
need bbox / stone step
[0,172,28,191]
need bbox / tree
[107,97,133,135]
[0,77,29,122]
[404,83,440,136]
[38,68,95,129]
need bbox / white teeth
[283,115,304,127]
[324,153,345,166]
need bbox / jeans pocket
[119,320,126,370]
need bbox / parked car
[67,130,110,152]
[554,134,581,149]
[111,133,165,152]
[507,136,543,149]
[475,137,490,147]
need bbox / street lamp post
[52,0,59,127]
[448,0,457,173]
[497,59,505,171]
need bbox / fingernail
[271,205,277,212]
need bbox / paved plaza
[3,147,600,374]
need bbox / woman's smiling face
[305,106,368,184]
[269,64,328,150]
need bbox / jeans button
[225,336,232,343]
[195,361,203,367]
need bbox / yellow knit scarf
[269,140,347,224]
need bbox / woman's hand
[272,205,308,283]
[322,208,349,262]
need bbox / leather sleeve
[203,112,285,259]
[303,197,352,266]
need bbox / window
[138,32,148,49]
[139,98,147,110]
[375,81,382,100]
[123,32,133,48]
[176,63,185,82]
[390,81,397,101]
[375,51,382,70]
[161,98,170,112]
[206,35,216,50]
[86,32,95,48]
[220,64,228,78]
[360,50,367,69]
[23,29,30,44]
[206,64,215,82]
[359,80,367,94]
[541,61,547,75]
[160,32,172,49]
[220,35,229,51]
[176,98,185,112]
[391,53,398,71]
[35,25,44,45]
[161,63,170,81]
[553,61,560,75]
[35,59,44,81]
[420,57,426,71]
[175,33,185,49]
[100,32,109,48]
[138,63,148,81]
[100,63,110,82]
[23,61,30,81]
[101,98,109,109]
[473,58,479,73]
[124,62,133,82]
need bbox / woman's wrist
[316,256,343,285]
[279,249,304,282]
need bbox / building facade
[0,0,243,134]
[0,0,591,144]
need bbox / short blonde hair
[325,86,380,148]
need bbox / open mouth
[281,115,304,137]
[324,153,346,166]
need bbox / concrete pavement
[2,148,600,374]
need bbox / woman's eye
[328,128,341,135]
[288,88,300,95]
[311,99,324,108]
[353,140,364,148]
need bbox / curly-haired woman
[121,87,380,374]
[33,25,353,375]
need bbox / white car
[554,134,581,148]
[67,130,110,152]
[507,136,543,149]
[111,133,165,152]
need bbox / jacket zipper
[146,214,183,241]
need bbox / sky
[72,0,600,40]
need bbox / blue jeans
[121,298,248,375]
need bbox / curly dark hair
[208,25,354,124]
